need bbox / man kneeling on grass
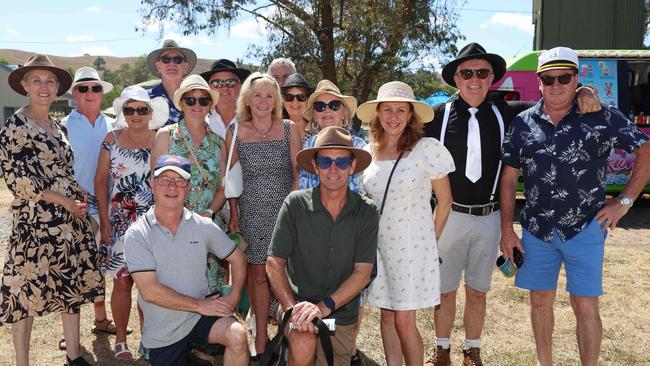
[124,155,249,366]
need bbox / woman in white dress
[358,81,455,365]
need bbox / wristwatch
[618,195,633,208]
[204,208,215,217]
[323,296,336,313]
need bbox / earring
[341,119,349,128]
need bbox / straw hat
[356,81,434,123]
[296,126,372,174]
[302,80,357,121]
[146,39,197,77]
[70,66,113,93]
[112,85,169,130]
[8,54,72,96]
[172,74,221,110]
[441,42,506,88]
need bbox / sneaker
[424,346,451,366]
[462,347,483,366]
[350,350,362,366]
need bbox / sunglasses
[284,93,307,102]
[315,156,354,170]
[156,176,189,187]
[313,100,342,112]
[539,73,575,86]
[210,78,239,89]
[159,55,186,64]
[456,69,492,80]
[123,106,151,116]
[77,85,103,93]
[183,96,212,107]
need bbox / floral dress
[99,131,154,278]
[169,119,225,291]
[0,111,104,323]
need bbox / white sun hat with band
[112,85,169,130]
[537,47,579,73]
[356,81,434,123]
[70,67,113,93]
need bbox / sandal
[91,318,133,335]
[113,342,133,360]
[64,355,92,366]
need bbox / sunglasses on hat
[539,73,575,86]
[183,96,212,107]
[456,69,492,80]
[284,93,307,102]
[123,106,151,116]
[209,78,239,89]
[77,85,103,93]
[159,55,186,64]
[313,100,342,112]
[315,156,354,170]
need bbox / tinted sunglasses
[123,106,151,116]
[183,96,212,107]
[284,93,307,102]
[159,55,186,64]
[313,100,342,112]
[77,85,103,93]
[539,73,575,86]
[210,78,239,89]
[315,156,354,170]
[156,176,189,187]
[456,68,492,80]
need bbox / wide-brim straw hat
[172,74,221,111]
[441,42,506,88]
[200,58,251,83]
[356,81,434,123]
[302,80,357,121]
[112,85,169,130]
[70,66,113,93]
[297,126,372,174]
[8,54,72,97]
[146,39,197,77]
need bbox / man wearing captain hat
[500,46,650,366]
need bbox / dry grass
[0,193,649,365]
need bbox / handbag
[224,122,244,199]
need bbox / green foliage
[101,85,123,110]
[102,56,154,89]
[0,57,10,65]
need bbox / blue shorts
[149,315,220,366]
[515,219,606,297]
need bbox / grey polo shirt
[269,187,379,325]
[124,207,236,348]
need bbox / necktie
[466,107,482,183]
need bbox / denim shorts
[515,219,607,297]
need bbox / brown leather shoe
[462,347,483,366]
[424,346,451,366]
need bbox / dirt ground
[0,194,649,365]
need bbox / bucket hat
[302,80,357,121]
[112,85,169,130]
[70,67,113,93]
[200,59,251,83]
[172,74,221,110]
[8,54,72,96]
[146,39,197,76]
[356,81,434,123]
[296,126,372,174]
[441,42,506,88]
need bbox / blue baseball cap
[153,155,191,180]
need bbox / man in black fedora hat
[424,43,601,366]
[201,59,250,139]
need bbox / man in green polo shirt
[267,126,378,365]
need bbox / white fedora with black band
[70,67,113,93]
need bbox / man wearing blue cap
[500,47,650,366]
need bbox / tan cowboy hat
[8,54,72,97]
[172,74,221,110]
[112,85,170,130]
[146,39,197,77]
[302,80,357,122]
[297,126,372,174]
[356,81,434,123]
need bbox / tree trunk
[316,0,337,84]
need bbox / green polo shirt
[269,187,378,325]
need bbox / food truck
[489,50,650,193]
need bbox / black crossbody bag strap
[379,151,404,216]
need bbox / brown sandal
[91,318,133,335]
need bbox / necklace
[250,120,274,138]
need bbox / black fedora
[200,59,251,83]
[281,73,313,94]
[441,42,506,87]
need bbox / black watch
[323,296,336,313]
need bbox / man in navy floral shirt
[500,47,650,366]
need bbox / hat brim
[113,96,170,130]
[172,85,221,111]
[356,98,434,124]
[9,65,72,97]
[441,53,506,88]
[297,146,372,174]
[302,91,357,122]
[147,47,197,76]
[153,166,191,180]
[200,68,251,83]
[70,80,114,94]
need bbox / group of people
[0,37,648,366]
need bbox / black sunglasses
[539,73,575,86]
[123,106,151,116]
[456,68,492,80]
[315,156,354,170]
[284,93,307,102]
[183,96,212,107]
[159,55,186,64]
[209,78,239,89]
[77,85,103,93]
[313,100,342,112]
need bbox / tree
[93,56,106,71]
[103,56,155,88]
[139,0,464,103]
[0,57,10,65]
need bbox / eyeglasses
[315,156,354,170]
[123,106,151,116]
[209,78,239,89]
[539,73,575,86]
[156,176,189,187]
[77,85,103,93]
[284,93,307,102]
[456,69,492,80]
[313,100,342,112]
[159,55,186,64]
[183,96,212,107]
